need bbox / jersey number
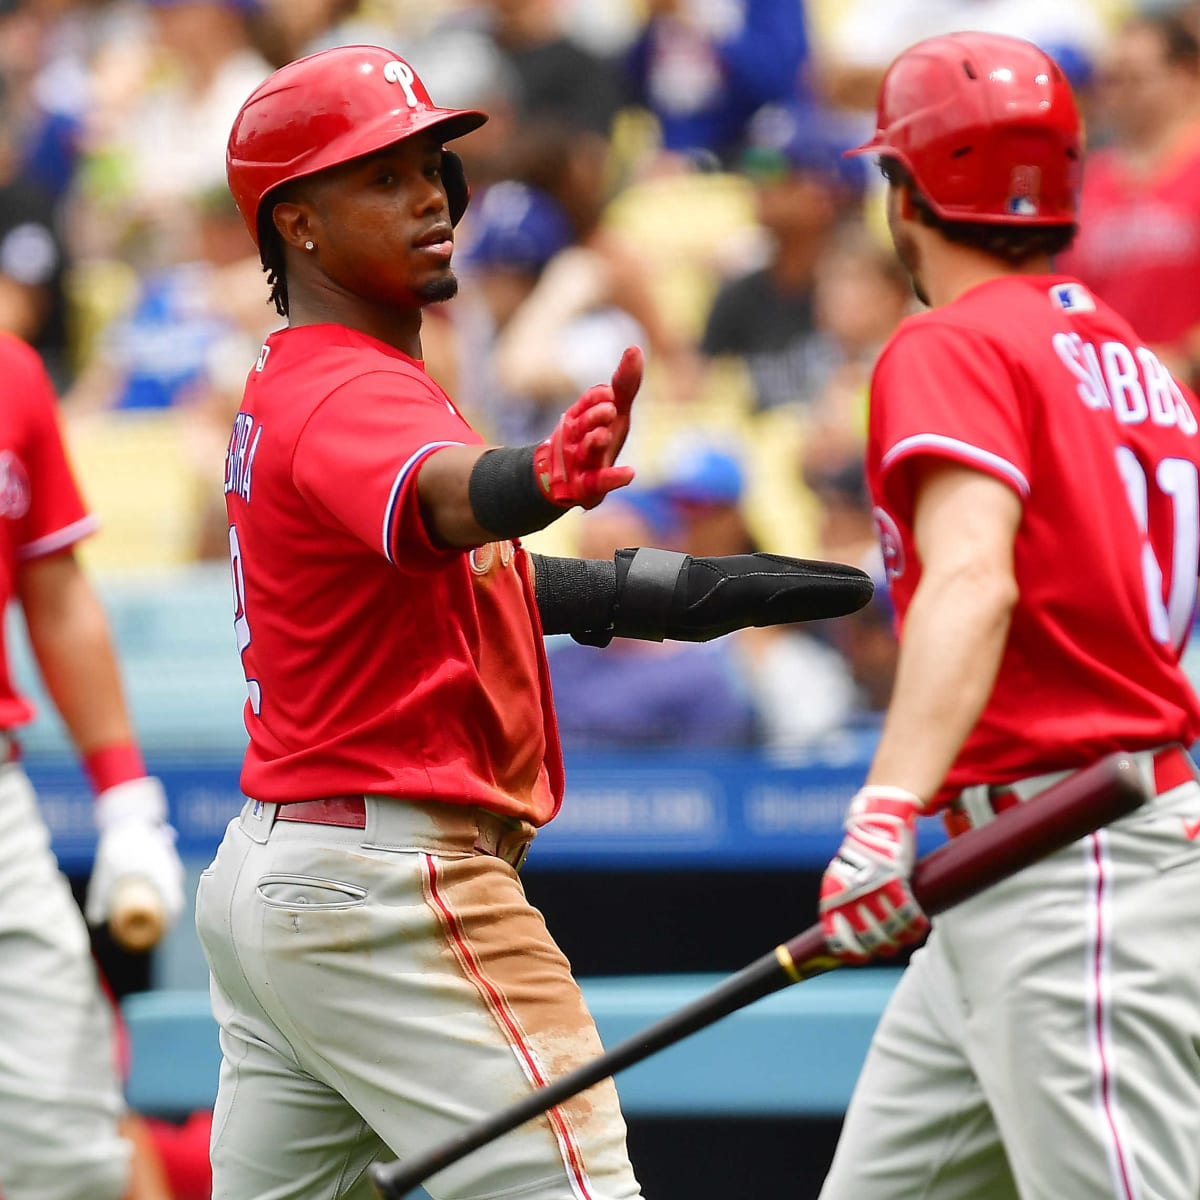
[1114,448,1199,649]
[229,524,262,715]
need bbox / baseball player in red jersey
[0,331,185,1199]
[198,44,873,1200]
[815,32,1200,1200]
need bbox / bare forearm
[416,443,492,547]
[18,555,135,754]
[866,564,1016,801]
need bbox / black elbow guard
[579,548,875,645]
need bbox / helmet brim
[334,105,489,167]
[413,108,490,145]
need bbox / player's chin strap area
[530,548,875,646]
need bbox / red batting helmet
[846,32,1082,225]
[227,45,488,250]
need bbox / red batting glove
[533,346,643,509]
[819,786,930,964]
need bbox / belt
[277,796,367,828]
[942,743,1195,839]
[274,795,534,872]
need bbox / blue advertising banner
[30,728,950,874]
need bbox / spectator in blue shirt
[625,0,812,168]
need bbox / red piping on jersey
[1088,832,1138,1200]
[422,854,596,1200]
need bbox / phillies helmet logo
[383,59,419,108]
[0,451,30,520]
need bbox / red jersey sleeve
[291,368,481,566]
[871,318,1032,517]
[12,343,94,560]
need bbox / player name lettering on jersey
[1052,333,1197,435]
[224,412,262,503]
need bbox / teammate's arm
[866,462,1022,797]
[18,549,138,754]
[17,549,184,947]
[418,346,642,548]
[819,461,1021,961]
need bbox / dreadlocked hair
[257,206,289,318]
[879,158,1077,264]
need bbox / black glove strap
[612,547,690,642]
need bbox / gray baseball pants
[196,795,644,1200]
[0,760,130,1200]
[821,749,1200,1199]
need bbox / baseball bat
[109,877,167,952]
[371,751,1149,1199]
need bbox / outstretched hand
[534,346,644,510]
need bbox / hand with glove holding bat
[819,785,930,963]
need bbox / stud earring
[304,240,315,251]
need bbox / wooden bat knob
[108,877,166,953]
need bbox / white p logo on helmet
[384,59,419,108]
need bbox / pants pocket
[255,873,368,910]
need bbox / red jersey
[1059,132,1200,351]
[224,324,564,824]
[867,276,1200,797]
[0,334,97,729]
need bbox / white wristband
[95,776,168,830]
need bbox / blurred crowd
[3,0,1200,753]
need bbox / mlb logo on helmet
[1006,165,1041,216]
